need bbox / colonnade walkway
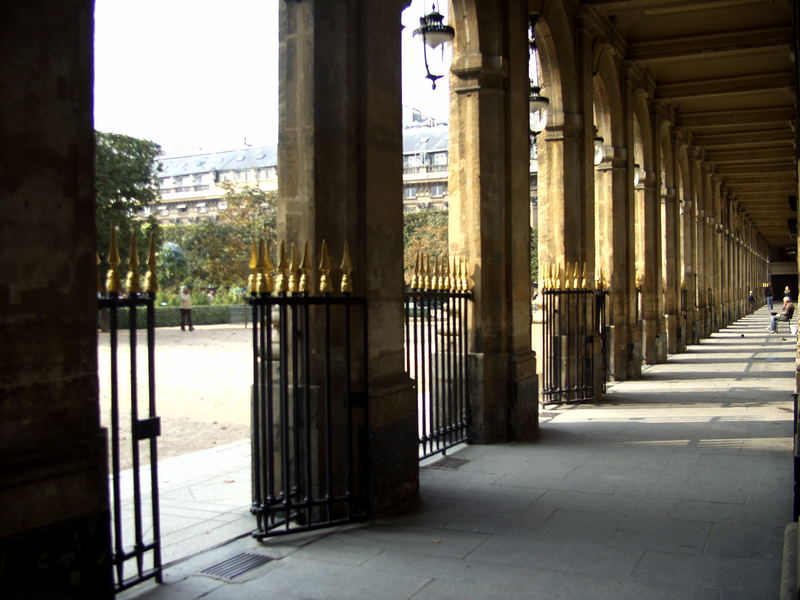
[127,306,795,600]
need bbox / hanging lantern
[593,128,605,166]
[528,15,549,142]
[413,4,455,89]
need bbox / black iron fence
[403,255,472,460]
[541,288,608,405]
[249,240,369,538]
[98,231,162,593]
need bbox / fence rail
[541,288,607,405]
[403,255,472,460]
[98,229,162,594]
[248,240,369,538]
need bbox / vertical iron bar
[291,299,301,507]
[302,300,313,527]
[265,299,275,516]
[344,296,353,517]
[445,293,453,444]
[324,298,334,521]
[128,297,144,577]
[418,292,428,455]
[278,298,291,530]
[250,298,262,522]
[146,294,162,582]
[462,292,470,433]
[426,292,437,452]
[108,297,124,585]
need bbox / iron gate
[98,231,162,593]
[541,285,608,405]
[404,254,472,459]
[249,241,369,538]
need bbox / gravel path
[98,324,253,470]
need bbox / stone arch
[529,0,583,274]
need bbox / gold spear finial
[581,263,587,290]
[143,231,158,294]
[125,232,141,294]
[256,238,274,294]
[458,257,468,291]
[318,239,332,293]
[247,240,258,294]
[422,253,431,290]
[411,251,421,289]
[287,242,299,293]
[442,255,451,291]
[97,253,103,295]
[299,241,312,293]
[340,240,353,293]
[275,241,288,293]
[564,262,572,290]
[106,226,121,294]
[431,256,440,291]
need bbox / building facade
[153,125,539,223]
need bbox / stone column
[662,187,680,355]
[711,174,724,329]
[449,0,537,441]
[639,155,665,364]
[279,0,417,513]
[598,154,639,377]
[1,1,112,596]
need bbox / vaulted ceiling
[584,0,797,251]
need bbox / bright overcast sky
[94,0,450,157]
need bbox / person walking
[765,284,773,310]
[180,286,194,331]
[748,290,755,312]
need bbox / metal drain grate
[200,552,273,581]
[428,457,468,470]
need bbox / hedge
[98,303,250,330]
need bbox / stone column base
[368,374,418,516]
[468,350,538,444]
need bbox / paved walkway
[122,306,795,600]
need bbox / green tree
[95,131,162,270]
[403,210,448,280]
[160,184,277,290]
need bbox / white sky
[94,0,450,156]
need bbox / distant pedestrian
[180,286,194,331]
[747,290,755,312]
[765,284,773,310]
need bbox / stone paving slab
[121,307,794,599]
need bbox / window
[430,183,447,197]
[432,152,447,166]
[403,186,417,199]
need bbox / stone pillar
[1,1,113,597]
[639,156,665,363]
[662,188,680,355]
[449,0,537,441]
[598,154,638,378]
[279,0,418,513]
